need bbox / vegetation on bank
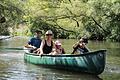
[0,0,120,41]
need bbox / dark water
[0,36,120,80]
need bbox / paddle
[0,47,30,50]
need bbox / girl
[53,40,65,54]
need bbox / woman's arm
[73,42,79,48]
[37,40,45,54]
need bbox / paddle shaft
[0,48,33,50]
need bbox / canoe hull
[24,50,106,75]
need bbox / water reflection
[23,63,102,80]
[105,64,120,74]
[0,37,120,80]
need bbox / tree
[1,0,120,41]
[0,0,24,35]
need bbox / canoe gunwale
[25,49,106,57]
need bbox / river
[0,36,120,80]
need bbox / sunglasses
[46,34,52,36]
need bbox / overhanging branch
[91,16,109,34]
[54,21,76,33]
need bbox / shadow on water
[24,63,103,80]
[0,51,102,80]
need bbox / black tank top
[43,40,53,54]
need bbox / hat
[45,30,53,35]
[56,42,61,45]
[55,40,61,45]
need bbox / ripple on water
[105,64,120,74]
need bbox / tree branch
[91,16,109,34]
[65,7,80,27]
[54,22,76,33]
[38,14,84,20]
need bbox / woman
[71,37,89,54]
[37,30,56,55]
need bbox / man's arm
[25,38,36,49]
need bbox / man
[25,30,42,53]
[71,37,89,54]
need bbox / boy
[25,30,42,53]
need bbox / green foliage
[0,0,120,41]
[0,0,24,35]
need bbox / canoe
[24,50,106,75]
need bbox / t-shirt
[28,37,42,48]
[74,44,89,53]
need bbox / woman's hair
[79,37,88,43]
[82,37,88,43]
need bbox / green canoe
[24,50,106,75]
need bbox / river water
[0,36,120,80]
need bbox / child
[72,37,89,54]
[53,40,65,55]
